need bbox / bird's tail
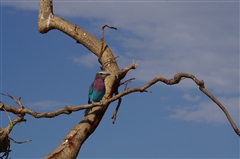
[84,108,92,116]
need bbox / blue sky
[0,0,239,158]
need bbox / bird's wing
[88,83,94,104]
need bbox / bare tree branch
[111,98,122,124]
[0,101,103,118]
[107,72,240,136]
[99,24,117,62]
[0,93,24,110]
[37,5,121,157]
[2,71,239,137]
[1,0,238,158]
[199,86,240,136]
[9,137,31,144]
[111,89,122,124]
[0,101,26,157]
[120,78,136,90]
[38,0,119,73]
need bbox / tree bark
[38,0,121,158]
[0,0,239,158]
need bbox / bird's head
[95,71,111,79]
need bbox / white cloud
[72,54,98,68]
[3,1,239,95]
[168,96,239,125]
[26,100,69,110]
[183,94,200,102]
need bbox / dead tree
[0,0,239,158]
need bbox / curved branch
[1,72,239,137]
[99,24,117,61]
[38,0,119,73]
[199,87,240,136]
[37,1,122,158]
[1,71,239,159]
[1,1,229,158]
[109,72,240,136]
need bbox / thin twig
[111,90,122,124]
[99,24,117,60]
[9,137,31,144]
[2,108,12,125]
[120,78,135,90]
[1,93,24,110]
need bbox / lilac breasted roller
[84,71,110,115]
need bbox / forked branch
[100,24,117,59]
[0,101,27,158]
[1,0,236,158]
[110,72,240,136]
[1,72,239,136]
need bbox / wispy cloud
[183,94,200,102]
[71,54,98,68]
[3,1,239,95]
[167,96,239,125]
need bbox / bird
[85,71,110,116]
